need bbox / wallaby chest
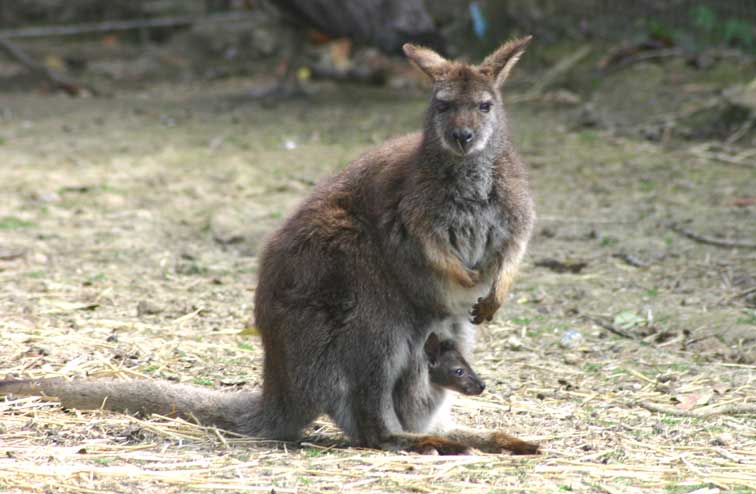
[431,166,509,272]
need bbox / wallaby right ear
[424,332,441,365]
[403,43,449,81]
[479,35,532,87]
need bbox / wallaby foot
[382,433,472,455]
[446,429,540,455]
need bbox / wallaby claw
[470,295,499,324]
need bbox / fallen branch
[638,401,756,418]
[669,224,756,249]
[514,45,591,102]
[689,144,756,169]
[583,315,635,340]
[723,286,756,304]
[0,37,95,96]
[602,48,687,74]
[0,12,253,39]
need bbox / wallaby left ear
[424,332,441,365]
[479,35,533,87]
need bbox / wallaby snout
[460,371,486,396]
[451,127,475,153]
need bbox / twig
[612,252,648,268]
[0,12,254,39]
[669,224,756,250]
[722,286,756,304]
[689,147,756,168]
[0,37,95,96]
[514,45,591,102]
[583,315,635,340]
[602,48,687,74]
[638,401,756,418]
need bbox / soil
[0,40,755,493]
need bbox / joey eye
[479,102,492,113]
[454,368,465,377]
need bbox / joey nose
[452,128,474,151]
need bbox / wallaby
[425,333,485,396]
[0,37,538,455]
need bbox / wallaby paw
[470,296,500,324]
[492,432,540,455]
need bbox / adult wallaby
[425,333,485,396]
[0,37,537,455]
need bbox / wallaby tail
[0,378,260,434]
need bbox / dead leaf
[239,326,260,337]
[674,389,714,410]
[534,258,588,274]
[46,300,99,312]
[733,197,756,207]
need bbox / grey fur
[0,38,538,455]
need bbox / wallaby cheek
[434,119,459,154]
[470,122,495,153]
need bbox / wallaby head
[403,36,531,157]
[424,332,486,396]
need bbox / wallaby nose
[478,382,486,392]
[452,128,474,150]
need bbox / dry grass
[2,301,754,493]
[1,64,755,493]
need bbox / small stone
[137,300,163,316]
[559,329,583,349]
[506,335,524,351]
[711,433,734,447]
[563,352,581,365]
[655,383,672,394]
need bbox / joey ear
[403,43,449,81]
[479,35,532,87]
[424,332,441,364]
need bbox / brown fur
[0,37,538,456]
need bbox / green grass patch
[665,483,715,494]
[583,362,603,373]
[737,309,756,325]
[0,216,37,230]
[238,342,255,351]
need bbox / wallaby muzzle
[451,127,475,153]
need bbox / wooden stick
[0,12,253,39]
[669,224,756,250]
[0,37,95,96]
[638,401,756,418]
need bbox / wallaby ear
[424,332,441,365]
[403,43,449,81]
[479,35,532,87]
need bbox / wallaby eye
[479,102,492,113]
[454,368,465,377]
[436,101,451,113]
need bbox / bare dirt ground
[1,52,755,493]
